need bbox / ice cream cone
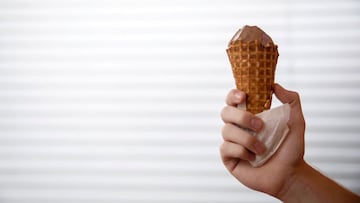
[226,26,279,114]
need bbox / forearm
[278,161,360,203]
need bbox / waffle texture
[227,39,278,114]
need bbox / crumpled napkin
[239,103,291,167]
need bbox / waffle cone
[226,40,278,114]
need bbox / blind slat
[0,0,359,202]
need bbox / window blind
[0,0,359,202]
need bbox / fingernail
[234,92,242,100]
[251,118,263,131]
[254,141,266,155]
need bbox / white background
[0,0,359,202]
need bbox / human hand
[220,83,306,198]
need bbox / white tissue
[237,104,291,167]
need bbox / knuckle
[219,142,228,154]
[221,125,227,138]
[237,146,246,157]
[221,124,229,137]
[294,92,301,101]
[235,111,248,126]
[290,91,301,101]
[220,106,229,120]
[221,123,234,141]
[300,117,306,129]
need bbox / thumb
[273,83,300,105]
[273,83,305,130]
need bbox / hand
[220,83,306,198]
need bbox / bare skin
[220,83,360,202]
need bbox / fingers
[220,88,266,169]
[273,83,305,128]
[221,106,263,132]
[273,83,301,105]
[222,123,266,155]
[220,141,255,162]
[225,89,246,107]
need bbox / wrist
[277,161,360,203]
[276,160,310,202]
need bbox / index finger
[226,89,246,107]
